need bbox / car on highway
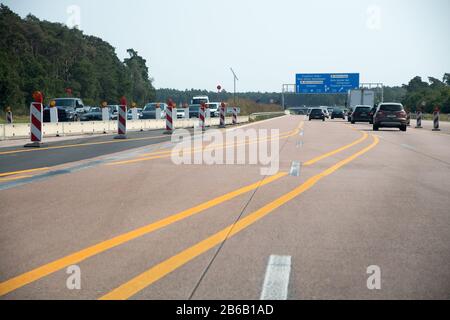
[288,107,308,115]
[346,107,354,122]
[80,107,107,121]
[309,108,325,121]
[331,108,346,120]
[320,107,330,119]
[350,105,372,124]
[43,98,83,122]
[127,108,143,120]
[207,102,220,117]
[141,103,167,119]
[176,108,186,119]
[373,103,408,132]
[189,105,201,118]
[108,105,119,120]
[368,105,378,124]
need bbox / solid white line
[260,255,292,300]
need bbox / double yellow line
[0,124,301,180]
[0,126,375,298]
[107,123,303,166]
[101,135,380,300]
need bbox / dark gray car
[373,103,407,132]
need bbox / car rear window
[311,109,322,114]
[380,105,403,112]
[355,107,371,112]
[53,99,74,107]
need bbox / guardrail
[249,112,288,122]
[0,116,249,141]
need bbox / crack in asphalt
[187,126,295,300]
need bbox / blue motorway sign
[295,73,360,94]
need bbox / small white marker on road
[260,255,292,300]
[289,161,301,177]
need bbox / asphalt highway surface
[0,115,449,300]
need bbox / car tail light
[396,111,406,117]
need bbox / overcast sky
[2,0,449,92]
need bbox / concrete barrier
[0,116,250,141]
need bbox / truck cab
[191,96,209,105]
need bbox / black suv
[43,98,83,122]
[309,108,325,121]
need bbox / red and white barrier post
[232,107,238,125]
[6,106,13,124]
[219,102,226,128]
[115,96,127,139]
[164,100,174,134]
[25,91,44,148]
[199,102,206,132]
[433,108,441,132]
[415,111,423,129]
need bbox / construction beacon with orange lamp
[101,101,109,121]
[130,102,139,120]
[49,100,58,123]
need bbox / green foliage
[402,75,450,113]
[0,4,155,114]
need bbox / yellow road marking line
[0,175,34,182]
[138,127,296,158]
[0,134,170,156]
[108,123,304,166]
[303,132,368,166]
[0,167,50,178]
[0,172,287,297]
[0,120,369,297]
[100,135,380,300]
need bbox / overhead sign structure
[295,73,360,94]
